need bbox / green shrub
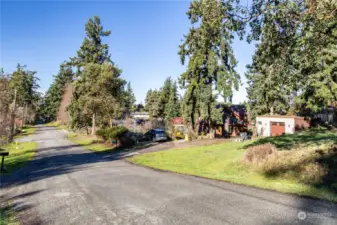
[96,126,129,145]
[109,126,129,140]
[96,129,108,140]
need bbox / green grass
[246,127,337,150]
[1,142,38,174]
[56,125,68,130]
[14,125,37,139]
[45,121,68,131]
[129,128,337,202]
[45,121,60,127]
[67,132,115,153]
[0,202,19,225]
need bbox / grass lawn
[129,128,337,202]
[67,132,116,153]
[14,125,37,139]
[45,121,60,127]
[1,142,38,174]
[45,121,68,130]
[56,125,68,130]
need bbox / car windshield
[155,130,165,134]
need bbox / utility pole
[9,89,17,142]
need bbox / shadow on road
[1,143,133,188]
[1,190,45,225]
[1,126,336,225]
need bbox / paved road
[1,126,336,225]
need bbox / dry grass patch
[243,142,337,191]
[242,143,278,166]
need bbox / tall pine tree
[43,63,73,121]
[179,0,242,136]
[69,16,125,133]
[164,81,181,122]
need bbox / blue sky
[1,0,256,104]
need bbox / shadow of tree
[2,125,337,225]
[1,143,136,188]
[1,190,44,225]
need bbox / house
[131,112,149,120]
[170,105,248,138]
[203,104,248,137]
[256,115,310,137]
[221,104,248,137]
[314,107,336,124]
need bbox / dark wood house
[214,104,248,137]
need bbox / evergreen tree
[145,89,161,119]
[295,1,337,113]
[179,0,242,135]
[159,77,172,118]
[70,16,111,66]
[0,70,12,118]
[72,63,125,133]
[124,82,136,114]
[246,1,300,118]
[0,70,12,139]
[9,64,40,126]
[164,81,181,121]
[10,64,39,107]
[43,63,73,121]
[69,16,126,133]
[246,0,337,118]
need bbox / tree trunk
[22,103,28,128]
[91,113,96,135]
[9,89,17,142]
[109,118,113,128]
[270,106,274,115]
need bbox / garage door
[270,122,285,136]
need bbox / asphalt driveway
[1,126,336,225]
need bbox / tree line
[42,16,136,135]
[145,77,181,122]
[42,0,336,137]
[0,65,40,142]
[246,0,337,119]
[176,0,336,135]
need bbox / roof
[256,115,305,119]
[172,117,184,125]
[131,112,149,116]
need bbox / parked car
[143,129,168,142]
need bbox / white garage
[256,116,310,137]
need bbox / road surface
[1,126,336,225]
